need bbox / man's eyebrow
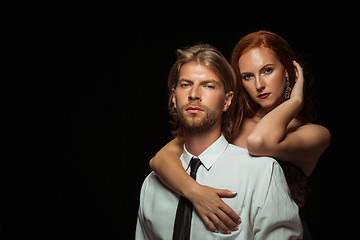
[202,79,218,84]
[179,78,219,83]
[178,78,193,82]
[240,72,252,76]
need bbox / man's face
[172,61,233,134]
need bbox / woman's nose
[255,77,265,91]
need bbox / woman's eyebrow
[259,63,275,72]
[240,63,275,75]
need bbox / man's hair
[168,43,238,139]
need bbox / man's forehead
[179,62,222,83]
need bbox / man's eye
[180,83,190,87]
[242,74,253,80]
[206,85,215,89]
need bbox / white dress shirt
[136,135,303,239]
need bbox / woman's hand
[290,60,305,103]
[186,184,241,234]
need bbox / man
[136,44,302,239]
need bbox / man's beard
[177,103,219,134]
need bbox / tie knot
[190,157,202,180]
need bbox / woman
[149,30,331,235]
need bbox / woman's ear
[285,69,289,79]
[223,91,234,112]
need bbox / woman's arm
[149,138,190,196]
[149,138,241,233]
[247,61,331,175]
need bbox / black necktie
[173,157,202,240]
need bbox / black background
[5,11,354,240]
[59,23,345,239]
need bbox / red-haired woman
[149,30,330,238]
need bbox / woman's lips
[257,93,270,99]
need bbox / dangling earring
[284,77,291,99]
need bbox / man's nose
[188,85,201,101]
[255,76,265,92]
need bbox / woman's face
[238,47,288,113]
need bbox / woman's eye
[264,68,273,74]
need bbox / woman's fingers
[208,213,232,234]
[216,189,237,198]
[215,206,239,232]
[219,201,242,225]
[293,60,303,82]
[200,215,219,233]
[190,186,241,233]
[215,189,242,225]
[198,196,241,233]
[290,60,305,100]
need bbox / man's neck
[183,127,221,157]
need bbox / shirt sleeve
[253,161,303,240]
[135,177,151,240]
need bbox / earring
[284,77,291,99]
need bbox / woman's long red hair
[230,30,314,135]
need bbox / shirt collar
[181,134,229,171]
